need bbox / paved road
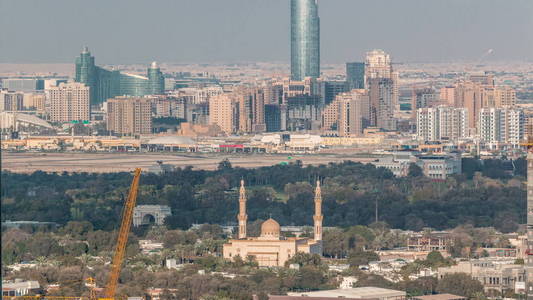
[1,152,377,173]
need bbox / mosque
[223,180,323,267]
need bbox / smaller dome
[151,61,159,69]
[260,218,280,239]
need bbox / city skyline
[1,0,532,64]
[2,0,533,298]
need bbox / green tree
[436,273,484,298]
[295,266,325,290]
[408,163,424,177]
[401,276,438,296]
[424,251,448,268]
[217,159,232,171]
[323,228,348,258]
[285,252,322,268]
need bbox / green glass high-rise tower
[75,47,98,104]
[291,0,320,81]
[74,47,165,106]
[147,62,165,95]
[346,62,365,90]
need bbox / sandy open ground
[1,152,377,173]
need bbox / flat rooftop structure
[412,294,467,300]
[263,296,377,300]
[287,287,406,300]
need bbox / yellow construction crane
[102,168,142,300]
[3,169,142,300]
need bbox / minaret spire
[238,179,248,239]
[313,180,323,242]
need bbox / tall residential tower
[290,0,320,81]
[49,82,90,123]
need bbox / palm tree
[35,256,48,266]
[78,253,93,268]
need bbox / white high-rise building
[49,82,90,122]
[416,106,469,142]
[478,107,524,147]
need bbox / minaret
[313,180,323,242]
[238,179,248,239]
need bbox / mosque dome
[260,218,280,239]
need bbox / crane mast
[104,168,142,299]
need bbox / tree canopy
[1,158,526,233]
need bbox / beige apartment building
[494,86,516,107]
[338,90,369,137]
[107,96,152,136]
[321,89,369,137]
[321,98,339,133]
[236,87,266,133]
[440,86,456,106]
[209,94,236,134]
[0,89,24,112]
[49,82,90,122]
[23,93,46,113]
[440,75,516,131]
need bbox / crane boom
[104,168,142,299]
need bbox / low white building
[372,151,461,179]
[437,258,525,294]
[2,280,40,296]
[288,286,406,300]
[133,205,172,227]
[329,264,350,273]
[258,133,322,152]
[139,240,164,254]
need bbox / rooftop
[288,287,406,298]
[413,294,467,300]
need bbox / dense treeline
[1,158,526,232]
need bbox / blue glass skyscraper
[291,0,320,81]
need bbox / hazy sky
[1,0,532,64]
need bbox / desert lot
[1,152,377,173]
